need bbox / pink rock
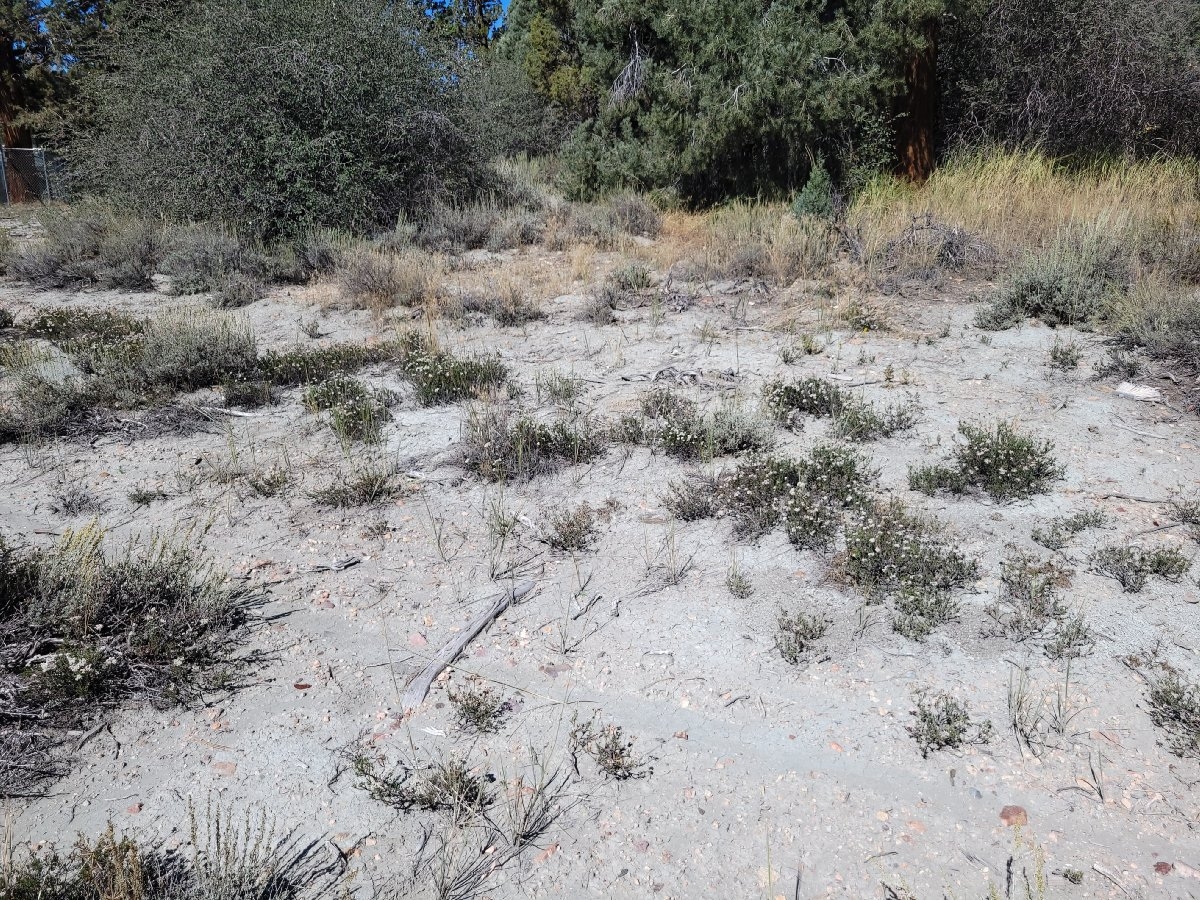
[999,805,1028,826]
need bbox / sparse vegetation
[908,692,993,758]
[1147,671,1200,759]
[449,682,510,734]
[544,502,597,551]
[302,375,393,444]
[1048,338,1082,370]
[396,333,508,406]
[570,714,649,780]
[1032,509,1107,550]
[309,464,397,507]
[1090,544,1191,592]
[776,608,830,664]
[462,402,605,482]
[763,377,916,441]
[0,525,249,795]
[986,554,1068,640]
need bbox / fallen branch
[402,580,536,713]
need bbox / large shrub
[68,0,493,239]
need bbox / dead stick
[402,580,535,713]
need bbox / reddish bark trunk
[895,19,939,183]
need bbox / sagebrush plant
[907,692,993,758]
[910,421,1063,501]
[1090,544,1191,592]
[776,608,830,664]
[1147,671,1200,759]
[1048,338,1082,370]
[975,224,1126,330]
[2,307,262,441]
[1044,614,1094,660]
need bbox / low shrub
[338,249,434,310]
[396,334,508,406]
[907,692,992,758]
[910,421,1063,501]
[776,608,830,664]
[0,525,249,793]
[1147,671,1200,759]
[1091,544,1191,592]
[462,403,605,481]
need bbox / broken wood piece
[401,580,536,713]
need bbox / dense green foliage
[64,0,496,239]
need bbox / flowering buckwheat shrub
[952,421,1064,500]
[763,376,843,419]
[844,498,978,599]
[398,339,508,406]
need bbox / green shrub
[792,158,835,220]
[161,225,271,295]
[913,421,1063,501]
[976,226,1126,329]
[396,336,508,406]
[907,692,992,757]
[303,375,393,443]
[1091,544,1191,592]
[1147,672,1200,759]
[462,403,605,481]
[71,0,494,239]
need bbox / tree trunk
[895,19,939,183]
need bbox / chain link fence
[0,148,54,204]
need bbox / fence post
[0,148,8,206]
[35,148,50,202]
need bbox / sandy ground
[3,253,1200,900]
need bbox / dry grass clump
[1090,544,1191,592]
[309,462,397,507]
[665,201,833,283]
[461,402,606,482]
[338,248,438,310]
[409,199,545,253]
[847,150,1200,263]
[353,751,493,817]
[0,525,249,795]
[454,283,544,326]
[1,810,340,900]
[909,420,1063,501]
[907,692,992,758]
